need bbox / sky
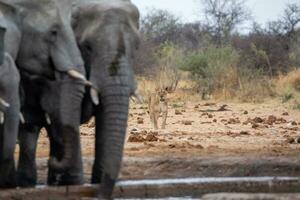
[131,0,299,30]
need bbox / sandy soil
[26,100,300,183]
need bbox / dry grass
[277,69,300,93]
[136,68,300,104]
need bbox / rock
[243,111,248,115]
[194,105,199,109]
[266,115,277,125]
[203,102,216,106]
[228,118,241,124]
[282,112,289,116]
[253,117,263,123]
[240,131,250,135]
[137,117,144,124]
[127,135,144,143]
[182,120,193,125]
[252,123,259,129]
[130,128,139,133]
[175,109,183,115]
[208,114,213,118]
[213,119,217,123]
[145,134,159,142]
[285,137,295,144]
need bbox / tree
[200,0,251,46]
[140,8,181,44]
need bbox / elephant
[0,3,22,188]
[0,0,88,187]
[54,0,139,198]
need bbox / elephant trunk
[47,77,84,174]
[92,85,131,197]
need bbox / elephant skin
[0,0,86,187]
[0,4,21,188]
[69,0,140,198]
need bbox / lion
[148,87,171,130]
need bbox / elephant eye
[48,26,59,42]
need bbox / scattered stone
[182,120,193,125]
[203,103,216,106]
[295,137,300,144]
[282,112,289,116]
[145,134,159,142]
[253,117,263,123]
[128,135,144,143]
[175,109,183,115]
[243,111,248,115]
[266,115,277,125]
[130,128,139,133]
[128,130,159,143]
[240,131,250,135]
[137,117,144,124]
[285,137,295,144]
[217,104,230,111]
[228,118,240,124]
[213,119,217,123]
[252,123,259,129]
[208,114,213,118]
[194,105,199,109]
[195,144,204,149]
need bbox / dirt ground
[27,100,300,184]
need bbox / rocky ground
[28,100,300,184]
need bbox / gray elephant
[0,4,22,188]
[0,0,87,187]
[56,0,139,198]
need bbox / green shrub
[180,45,240,99]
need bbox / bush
[181,45,240,99]
[153,42,182,89]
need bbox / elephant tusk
[19,113,25,124]
[90,88,99,106]
[67,70,93,86]
[0,111,4,124]
[131,92,144,104]
[0,98,10,108]
[45,113,51,125]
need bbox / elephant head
[73,0,140,197]
[0,0,87,175]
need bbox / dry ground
[23,99,300,184]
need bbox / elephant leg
[0,126,17,188]
[47,125,83,186]
[17,124,41,187]
[0,108,20,188]
[47,126,63,185]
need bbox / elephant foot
[97,173,116,200]
[17,171,37,188]
[47,162,83,186]
[48,171,83,186]
[0,159,17,188]
[59,173,83,186]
